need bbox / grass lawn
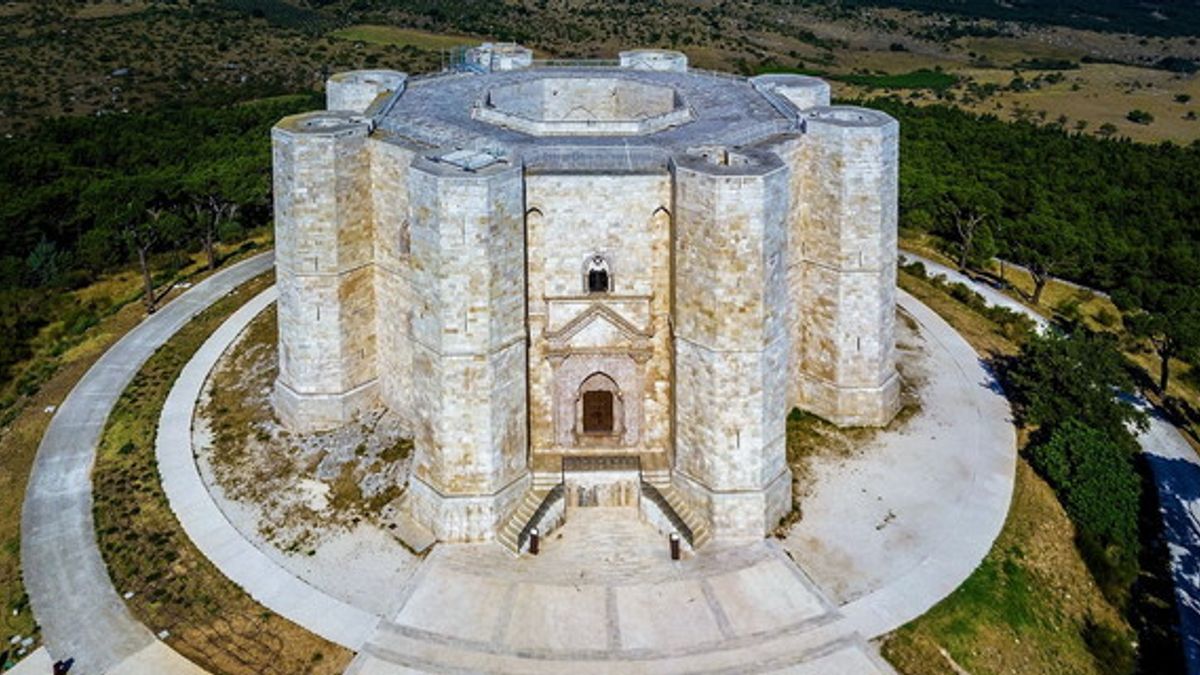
[330,25,481,50]
[882,462,1132,675]
[92,270,354,675]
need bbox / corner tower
[403,154,530,541]
[790,107,901,426]
[271,111,379,432]
[672,148,793,538]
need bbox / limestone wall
[326,70,407,114]
[619,49,688,72]
[271,112,379,432]
[370,139,418,429]
[405,158,528,540]
[672,150,792,537]
[790,107,901,426]
[525,172,673,460]
[749,74,830,112]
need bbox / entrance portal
[582,391,614,433]
[574,372,623,442]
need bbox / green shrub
[1028,421,1141,604]
[1126,109,1154,125]
[1006,330,1145,436]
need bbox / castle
[270,45,900,549]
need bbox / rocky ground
[194,306,419,613]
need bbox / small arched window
[585,255,610,294]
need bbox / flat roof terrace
[374,66,796,166]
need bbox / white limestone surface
[782,290,1017,638]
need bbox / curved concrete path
[898,252,1050,334]
[905,250,1200,672]
[152,281,1023,672]
[790,290,1017,638]
[20,253,273,674]
[156,287,380,650]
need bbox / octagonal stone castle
[270,44,900,548]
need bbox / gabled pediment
[545,303,652,350]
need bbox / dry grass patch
[898,270,1022,359]
[92,271,354,675]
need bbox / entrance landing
[348,509,894,674]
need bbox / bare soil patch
[196,306,413,555]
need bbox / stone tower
[270,49,900,545]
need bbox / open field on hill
[330,25,480,51]
[1,1,1197,144]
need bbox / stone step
[495,488,553,554]
[379,494,436,554]
[652,484,711,549]
[642,469,671,487]
[351,617,893,674]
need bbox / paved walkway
[1139,401,1200,673]
[898,253,1050,334]
[20,253,273,675]
[783,290,1017,638]
[349,509,895,674]
[156,287,381,650]
[904,251,1200,673]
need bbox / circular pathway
[22,256,1019,674]
[149,282,1017,673]
[20,253,273,674]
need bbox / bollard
[530,527,540,555]
[669,532,680,560]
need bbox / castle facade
[270,46,900,546]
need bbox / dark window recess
[588,268,610,294]
[582,390,615,433]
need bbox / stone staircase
[639,471,711,549]
[496,473,563,554]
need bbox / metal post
[530,527,540,555]
[669,532,680,560]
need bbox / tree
[1006,207,1086,305]
[1005,329,1146,436]
[939,180,1001,271]
[1116,279,1200,392]
[84,174,178,314]
[184,155,267,271]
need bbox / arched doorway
[575,372,622,442]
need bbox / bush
[1029,420,1141,601]
[1126,109,1154,125]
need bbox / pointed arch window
[585,255,611,294]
